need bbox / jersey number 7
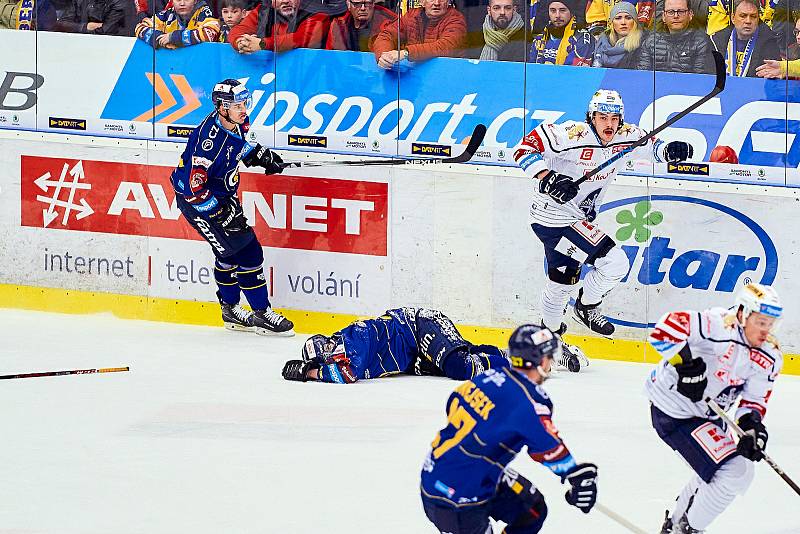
[431,397,477,459]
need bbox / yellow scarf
[535,17,577,65]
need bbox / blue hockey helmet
[212,78,252,109]
[507,324,562,369]
[302,334,335,362]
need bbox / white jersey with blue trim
[644,307,782,421]
[513,121,666,227]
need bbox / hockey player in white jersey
[645,283,782,534]
[513,90,693,356]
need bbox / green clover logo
[615,200,663,243]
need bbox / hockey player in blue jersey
[172,78,294,336]
[419,323,598,533]
[281,308,510,383]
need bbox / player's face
[548,2,572,27]
[662,0,692,32]
[223,101,248,124]
[732,2,759,39]
[348,0,375,23]
[742,312,777,346]
[592,112,620,143]
[173,0,196,16]
[488,0,515,29]
[612,12,634,36]
[221,6,245,26]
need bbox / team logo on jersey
[411,143,451,157]
[49,117,86,131]
[566,124,587,141]
[580,148,593,160]
[201,139,214,151]
[667,162,709,176]
[167,125,193,138]
[288,135,327,147]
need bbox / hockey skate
[218,292,254,332]
[573,288,615,337]
[251,307,295,337]
[541,322,590,373]
[659,511,673,534]
[672,514,704,533]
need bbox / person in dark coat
[55,0,132,34]
[326,0,397,51]
[711,0,780,77]
[637,0,716,73]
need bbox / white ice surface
[1,309,798,534]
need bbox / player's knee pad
[214,260,238,285]
[236,264,267,291]
[417,310,467,368]
[591,245,629,282]
[547,265,580,285]
[227,236,264,267]
[713,455,754,496]
[542,278,575,300]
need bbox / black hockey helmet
[212,78,252,109]
[507,324,562,369]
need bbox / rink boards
[1,130,798,374]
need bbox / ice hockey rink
[1,308,798,534]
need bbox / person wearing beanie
[529,0,595,64]
[585,0,653,33]
[592,0,646,67]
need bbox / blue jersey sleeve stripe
[543,453,576,476]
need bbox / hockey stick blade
[575,50,726,186]
[281,124,487,169]
[594,503,648,534]
[706,398,800,496]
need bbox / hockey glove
[209,198,249,234]
[736,411,768,462]
[282,359,319,382]
[663,141,693,163]
[562,463,598,513]
[539,171,579,204]
[673,357,707,402]
[243,144,285,175]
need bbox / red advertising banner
[20,155,388,256]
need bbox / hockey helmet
[586,89,624,124]
[507,324,562,370]
[302,334,335,362]
[734,283,782,323]
[212,79,252,110]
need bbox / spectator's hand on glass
[377,49,407,69]
[755,60,785,79]
[236,34,262,54]
[87,21,102,30]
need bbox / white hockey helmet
[587,89,624,124]
[734,283,782,324]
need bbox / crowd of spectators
[3,0,800,78]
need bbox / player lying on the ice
[281,307,591,383]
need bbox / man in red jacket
[229,0,332,53]
[373,0,466,68]
[326,0,397,51]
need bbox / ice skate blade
[255,327,296,337]
[224,323,255,332]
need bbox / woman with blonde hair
[592,1,644,68]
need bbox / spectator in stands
[786,17,800,59]
[473,0,526,60]
[218,0,248,41]
[593,1,645,66]
[134,0,169,24]
[1,0,56,29]
[585,0,653,32]
[637,0,716,73]
[326,0,396,51]
[372,0,467,68]
[767,0,798,56]
[529,0,595,65]
[711,0,779,76]
[530,0,589,33]
[136,0,219,47]
[230,0,332,53]
[55,0,132,34]
[655,0,707,30]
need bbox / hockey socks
[214,260,241,304]
[237,264,270,310]
[441,347,508,380]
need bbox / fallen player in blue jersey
[281,308,510,383]
[420,324,598,533]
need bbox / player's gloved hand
[243,144,285,175]
[562,463,598,513]
[282,359,318,382]
[539,171,579,204]
[673,357,707,402]
[209,198,249,234]
[736,411,768,462]
[663,141,693,163]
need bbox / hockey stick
[280,124,487,169]
[573,50,726,186]
[595,502,648,534]
[0,366,130,380]
[705,398,800,496]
